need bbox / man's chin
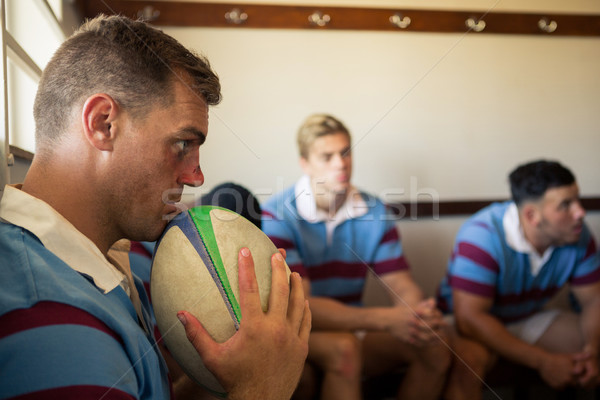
[559,235,581,247]
[333,183,351,193]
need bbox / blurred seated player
[199,182,263,229]
[439,160,600,400]
[262,114,451,400]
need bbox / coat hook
[225,8,248,25]
[137,5,160,22]
[538,18,557,33]
[389,13,411,29]
[308,11,331,27]
[465,17,486,32]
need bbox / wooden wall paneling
[391,197,600,219]
[76,0,600,36]
[9,146,34,161]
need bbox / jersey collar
[1,184,128,294]
[503,202,554,276]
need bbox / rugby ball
[150,205,289,396]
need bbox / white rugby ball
[150,205,290,396]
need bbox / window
[1,0,69,191]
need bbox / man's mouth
[162,203,186,221]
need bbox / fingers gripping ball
[150,206,291,396]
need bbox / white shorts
[505,309,561,344]
[445,309,561,344]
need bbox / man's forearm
[581,297,600,356]
[309,296,390,331]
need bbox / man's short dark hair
[509,160,575,206]
[34,14,221,154]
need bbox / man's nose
[178,165,205,187]
[332,153,345,167]
[573,200,586,220]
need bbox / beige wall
[165,3,600,203]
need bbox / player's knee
[328,333,362,379]
[404,341,451,377]
[454,339,492,378]
[421,342,452,375]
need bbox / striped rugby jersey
[437,202,600,322]
[261,178,408,305]
[0,186,171,399]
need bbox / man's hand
[178,248,311,400]
[386,298,446,345]
[385,304,421,344]
[537,352,581,389]
[405,298,447,346]
[574,346,599,388]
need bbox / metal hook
[136,5,160,22]
[225,8,248,25]
[308,11,331,27]
[538,18,557,33]
[465,17,486,32]
[389,13,411,29]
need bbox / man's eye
[175,140,190,153]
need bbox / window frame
[0,0,68,194]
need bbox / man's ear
[81,93,119,151]
[299,156,310,175]
[521,202,541,227]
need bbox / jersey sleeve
[262,209,307,277]
[446,221,500,298]
[570,227,600,286]
[371,214,410,276]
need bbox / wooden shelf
[76,0,600,36]
[9,145,34,162]
[390,197,600,218]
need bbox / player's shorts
[505,309,561,344]
[444,308,561,344]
